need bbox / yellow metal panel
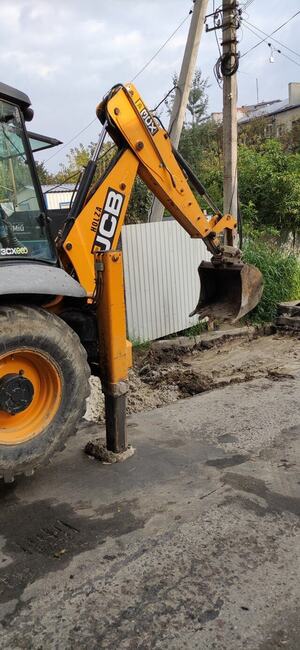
[63,149,139,295]
[96,252,129,385]
[126,339,132,369]
[208,213,237,233]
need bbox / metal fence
[122,221,211,342]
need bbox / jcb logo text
[92,188,124,252]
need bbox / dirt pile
[85,332,300,423]
[84,370,180,423]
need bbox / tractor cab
[0,83,60,264]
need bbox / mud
[0,497,144,607]
[85,332,300,423]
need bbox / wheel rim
[0,349,62,445]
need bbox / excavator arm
[61,82,262,317]
[58,83,263,453]
[62,83,239,291]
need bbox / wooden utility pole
[222,0,238,237]
[149,0,209,222]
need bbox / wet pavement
[0,368,299,649]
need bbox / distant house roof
[41,184,76,193]
[239,99,300,125]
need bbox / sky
[1,0,299,172]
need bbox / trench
[85,331,300,423]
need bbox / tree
[34,161,55,184]
[186,68,209,125]
[238,116,267,148]
[64,142,94,173]
[280,118,300,154]
[50,140,120,185]
[238,139,300,238]
[46,139,152,224]
[52,142,95,185]
[126,178,152,224]
[165,68,209,126]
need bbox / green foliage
[166,68,209,126]
[186,69,209,125]
[177,119,223,211]
[64,142,93,174]
[280,118,300,153]
[178,321,208,337]
[238,139,300,235]
[126,178,152,224]
[238,117,267,148]
[35,160,55,184]
[130,338,151,350]
[50,142,95,186]
[243,238,300,322]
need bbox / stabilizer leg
[96,251,132,453]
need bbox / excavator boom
[61,82,263,323]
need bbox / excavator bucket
[191,261,264,323]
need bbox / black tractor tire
[0,305,91,482]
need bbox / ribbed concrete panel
[122,221,210,342]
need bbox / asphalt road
[0,367,299,649]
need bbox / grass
[176,321,208,338]
[130,321,207,348]
[243,239,300,323]
[129,338,151,351]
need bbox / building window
[59,201,70,209]
[276,124,285,137]
[264,123,274,138]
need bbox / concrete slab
[151,326,256,351]
[0,368,300,649]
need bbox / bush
[243,240,300,322]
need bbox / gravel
[84,370,180,423]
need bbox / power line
[276,49,300,68]
[212,0,222,58]
[241,9,300,58]
[45,143,117,192]
[131,11,192,82]
[241,0,255,10]
[243,18,300,59]
[242,22,300,68]
[44,118,97,163]
[44,7,193,165]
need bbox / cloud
[0,0,298,171]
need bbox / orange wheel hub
[0,349,62,445]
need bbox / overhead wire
[43,7,195,198]
[131,10,192,82]
[242,22,300,68]
[212,0,222,59]
[213,1,240,85]
[240,9,300,58]
[241,0,255,10]
[44,118,97,163]
[45,143,117,196]
[243,18,300,59]
[43,7,193,166]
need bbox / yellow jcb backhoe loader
[0,81,263,481]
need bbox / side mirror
[23,107,34,122]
